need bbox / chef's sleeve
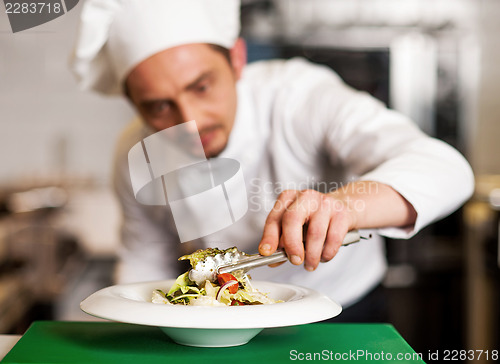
[286,60,474,239]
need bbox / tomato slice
[217,273,239,294]
[231,299,245,306]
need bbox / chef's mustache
[163,122,222,156]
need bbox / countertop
[0,336,20,361]
[1,321,424,363]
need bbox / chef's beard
[198,124,229,159]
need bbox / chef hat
[70,0,241,95]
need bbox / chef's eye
[143,100,171,117]
[194,81,210,94]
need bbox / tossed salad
[151,247,280,306]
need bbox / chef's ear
[229,38,247,80]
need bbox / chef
[70,0,474,319]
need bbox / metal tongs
[217,230,371,275]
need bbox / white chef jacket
[112,57,474,307]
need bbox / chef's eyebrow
[139,98,171,109]
[185,71,212,91]
[135,71,213,108]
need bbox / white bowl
[80,279,342,347]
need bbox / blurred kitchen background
[0,0,499,361]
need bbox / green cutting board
[1,321,425,363]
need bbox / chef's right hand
[257,189,356,272]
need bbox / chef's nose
[176,99,203,128]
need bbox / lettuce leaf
[167,271,194,296]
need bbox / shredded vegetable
[151,247,281,306]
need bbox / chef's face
[125,40,246,158]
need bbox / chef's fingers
[266,236,287,267]
[280,189,323,265]
[321,211,351,262]
[259,190,299,255]
[267,235,287,266]
[268,261,286,267]
[303,207,330,271]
